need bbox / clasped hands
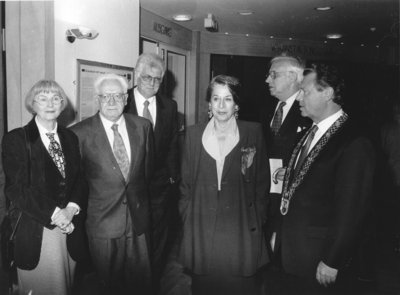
[51,207,77,234]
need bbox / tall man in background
[261,54,311,257]
[71,74,154,294]
[272,64,375,293]
[125,53,179,287]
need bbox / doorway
[140,38,188,132]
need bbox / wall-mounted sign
[153,22,172,37]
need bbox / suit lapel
[283,113,349,202]
[279,100,301,134]
[221,121,243,180]
[124,114,139,180]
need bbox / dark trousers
[88,230,152,294]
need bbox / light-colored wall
[54,0,139,125]
[6,0,140,130]
[6,1,55,130]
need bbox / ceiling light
[238,11,254,16]
[315,6,333,11]
[270,36,274,39]
[361,44,365,47]
[246,34,249,37]
[225,32,229,35]
[324,40,328,44]
[289,37,293,40]
[173,14,192,21]
[376,45,380,48]
[340,42,344,45]
[370,27,376,32]
[326,33,342,39]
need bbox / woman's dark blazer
[2,118,87,270]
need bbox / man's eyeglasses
[140,75,162,85]
[98,93,126,103]
[34,95,64,106]
[268,71,292,80]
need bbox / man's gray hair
[134,53,165,83]
[94,73,129,94]
[271,54,305,83]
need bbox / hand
[272,167,286,184]
[270,232,276,252]
[316,261,338,287]
[60,222,75,235]
[51,207,77,229]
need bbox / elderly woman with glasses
[178,75,270,295]
[2,80,86,295]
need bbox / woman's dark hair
[206,75,242,105]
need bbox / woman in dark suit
[2,80,86,295]
[178,75,270,294]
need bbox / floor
[1,227,399,295]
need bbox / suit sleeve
[2,131,57,226]
[324,136,375,269]
[166,100,179,182]
[68,133,88,210]
[178,128,192,221]
[255,125,270,225]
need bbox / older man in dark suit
[269,64,375,294]
[125,53,179,286]
[261,54,311,257]
[71,73,154,294]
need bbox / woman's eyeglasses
[34,95,64,106]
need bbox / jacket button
[250,227,257,232]
[122,200,127,205]
[249,202,253,207]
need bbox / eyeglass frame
[97,93,128,103]
[140,74,162,85]
[267,70,294,80]
[34,95,64,106]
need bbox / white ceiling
[141,0,399,47]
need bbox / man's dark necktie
[293,125,318,177]
[143,100,154,126]
[111,124,130,181]
[271,101,286,134]
[46,133,65,178]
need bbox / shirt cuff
[67,202,80,215]
[51,207,61,221]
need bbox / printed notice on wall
[77,59,134,121]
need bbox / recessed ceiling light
[361,44,365,47]
[270,35,274,39]
[225,32,229,35]
[376,45,380,48]
[172,14,192,21]
[324,40,328,44]
[289,37,293,40]
[370,27,376,32]
[315,6,333,11]
[340,42,344,45]
[238,11,254,16]
[326,33,342,39]
[246,34,249,37]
